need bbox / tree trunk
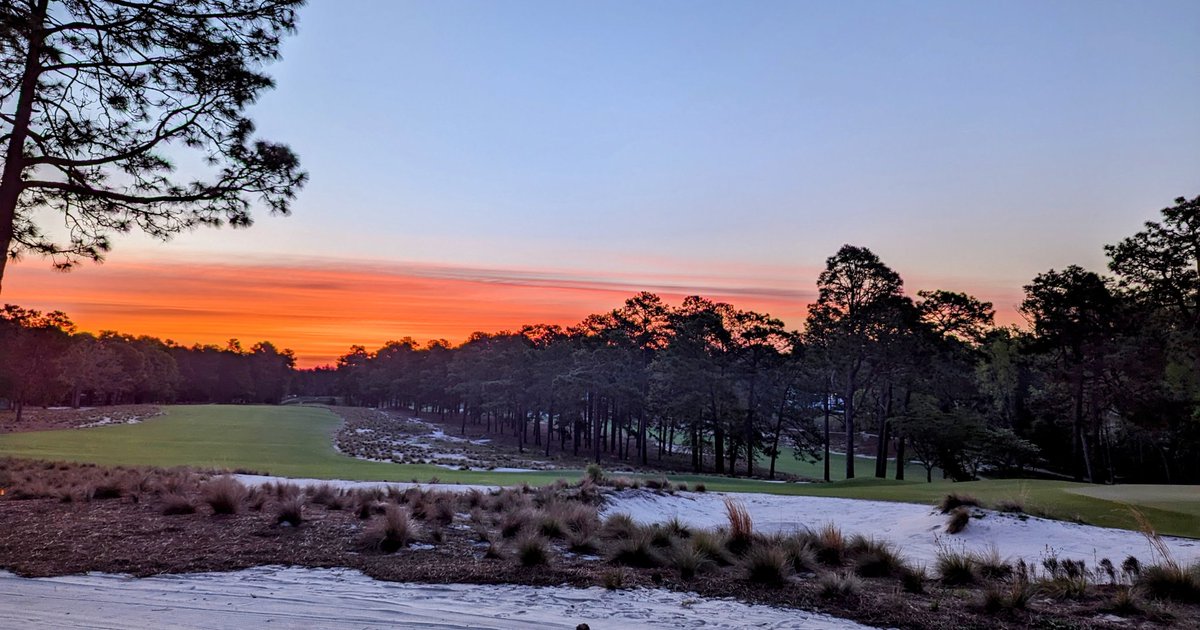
[714,425,725,474]
[823,377,832,482]
[845,371,856,479]
[0,0,50,294]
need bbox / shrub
[671,544,711,580]
[939,493,980,513]
[516,536,551,566]
[818,572,862,599]
[781,536,818,573]
[852,539,906,578]
[724,496,754,554]
[648,524,676,548]
[664,516,691,539]
[900,565,927,593]
[432,500,455,526]
[601,513,638,540]
[276,496,305,526]
[307,483,338,506]
[1098,558,1117,584]
[1109,587,1140,614]
[994,499,1025,514]
[602,567,628,590]
[979,587,1006,614]
[644,477,668,490]
[814,524,846,566]
[676,482,688,492]
[1007,576,1032,610]
[936,550,976,585]
[464,488,485,509]
[356,498,376,520]
[975,546,1013,580]
[501,509,534,539]
[945,507,971,534]
[92,481,124,500]
[568,530,600,554]
[690,530,732,566]
[1137,563,1200,602]
[1122,556,1142,581]
[584,463,604,484]
[1041,574,1091,600]
[202,476,247,515]
[610,532,663,568]
[743,544,791,586]
[161,493,196,516]
[693,482,707,493]
[365,505,415,553]
[539,513,567,539]
[559,503,600,535]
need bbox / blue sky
[232,0,1199,281]
[10,0,1200,360]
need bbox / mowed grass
[759,447,932,482]
[1,405,1197,538]
[0,405,569,487]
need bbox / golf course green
[1,404,1196,537]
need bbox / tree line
[3,196,1196,484]
[0,308,295,420]
[320,196,1199,484]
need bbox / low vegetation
[1,456,1197,629]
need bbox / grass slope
[1,404,1197,538]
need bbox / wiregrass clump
[161,492,196,515]
[671,544,712,580]
[201,476,248,515]
[818,572,863,599]
[275,495,305,527]
[610,531,664,568]
[1132,508,1200,602]
[724,496,754,554]
[851,538,907,578]
[939,493,980,513]
[364,505,416,553]
[743,543,791,586]
[516,535,551,566]
[945,507,971,534]
[936,549,977,586]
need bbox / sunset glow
[10,255,1029,367]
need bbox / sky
[7,0,1200,366]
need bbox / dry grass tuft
[276,495,305,526]
[515,535,551,566]
[939,493,980,513]
[945,507,971,534]
[743,543,791,586]
[202,476,247,515]
[364,505,416,553]
[818,571,862,599]
[161,493,196,516]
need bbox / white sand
[232,474,499,494]
[604,490,1200,567]
[0,566,872,629]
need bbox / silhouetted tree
[0,0,307,292]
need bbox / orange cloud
[7,258,817,367]
[6,257,1025,367]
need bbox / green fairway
[760,446,932,482]
[1,405,1197,538]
